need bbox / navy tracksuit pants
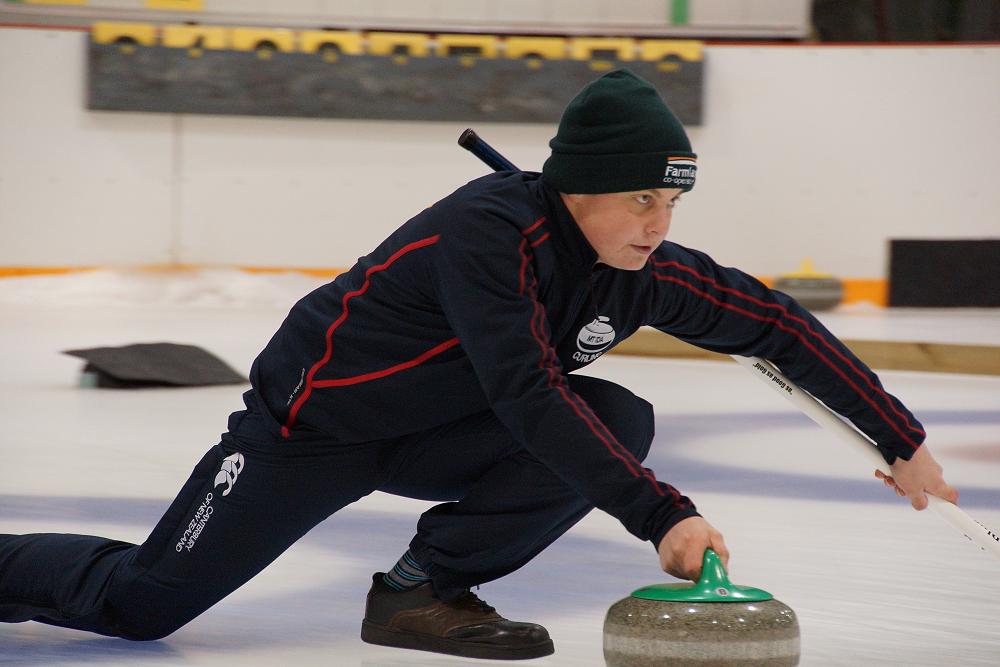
[0,375,654,640]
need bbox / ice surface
[1,271,998,666]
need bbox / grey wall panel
[373,0,440,22]
[0,0,812,37]
[434,0,502,23]
[319,0,385,22]
[86,45,704,125]
[600,0,672,25]
[208,0,325,18]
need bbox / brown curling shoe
[361,572,554,660]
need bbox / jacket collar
[533,175,600,275]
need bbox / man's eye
[635,195,652,205]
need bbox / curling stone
[772,259,843,311]
[603,550,799,667]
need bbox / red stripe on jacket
[524,216,546,235]
[313,338,460,388]
[653,272,921,451]
[281,235,441,438]
[518,229,667,495]
[529,232,551,248]
[517,232,668,498]
[651,258,924,437]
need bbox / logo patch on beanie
[663,157,697,189]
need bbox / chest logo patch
[574,316,615,363]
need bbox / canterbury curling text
[175,453,245,553]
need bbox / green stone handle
[629,549,774,602]
[698,548,731,589]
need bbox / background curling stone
[603,549,799,667]
[772,258,843,311]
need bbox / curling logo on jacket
[573,316,615,363]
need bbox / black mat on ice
[63,343,246,388]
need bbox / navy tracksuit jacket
[250,170,926,547]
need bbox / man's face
[561,188,684,270]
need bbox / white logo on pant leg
[174,453,245,553]
[214,452,245,497]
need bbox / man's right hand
[657,516,729,581]
[875,442,959,510]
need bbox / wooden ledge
[610,328,1000,376]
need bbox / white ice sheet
[1,271,998,666]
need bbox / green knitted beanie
[542,69,697,194]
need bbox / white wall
[2,27,998,277]
[686,45,1000,276]
[0,29,175,266]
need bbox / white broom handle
[732,355,1000,561]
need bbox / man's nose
[647,209,672,237]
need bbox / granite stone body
[603,596,800,667]
[771,276,844,311]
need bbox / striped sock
[383,550,430,591]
